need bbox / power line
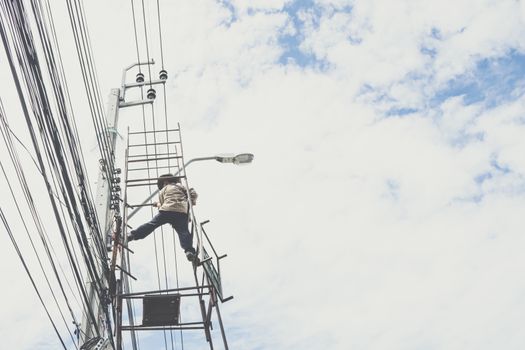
[0,0,118,345]
[130,0,142,74]
[156,0,165,70]
[0,207,69,350]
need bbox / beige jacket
[158,183,197,213]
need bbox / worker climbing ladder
[109,126,233,350]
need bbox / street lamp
[127,153,254,220]
[216,153,254,165]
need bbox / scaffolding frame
[110,126,231,350]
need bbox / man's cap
[157,174,179,190]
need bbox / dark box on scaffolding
[142,294,181,326]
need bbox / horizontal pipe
[128,165,179,172]
[127,155,183,163]
[125,292,209,299]
[119,99,153,108]
[121,326,204,331]
[119,285,212,298]
[125,182,157,188]
[124,79,166,89]
[128,141,181,147]
[128,128,180,135]
[126,175,183,183]
[128,152,180,158]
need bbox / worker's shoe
[126,233,135,242]
[185,250,199,264]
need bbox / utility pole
[79,61,161,349]
[79,88,120,350]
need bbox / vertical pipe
[213,289,229,350]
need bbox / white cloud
[227,0,292,14]
[1,0,525,349]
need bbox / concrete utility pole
[80,61,159,349]
[79,88,120,350]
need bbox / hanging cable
[34,0,111,301]
[155,2,183,347]
[130,0,142,73]
[136,3,173,347]
[155,0,165,70]
[0,0,119,344]
[0,161,79,349]
[1,99,82,348]
[0,208,69,350]
[141,0,153,89]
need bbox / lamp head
[233,153,254,165]
[215,153,254,165]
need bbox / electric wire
[65,0,118,196]
[0,160,79,349]
[135,2,171,347]
[0,99,81,347]
[32,0,108,268]
[155,1,184,346]
[44,0,103,237]
[155,0,165,70]
[156,1,185,346]
[140,0,153,89]
[34,0,110,307]
[127,4,149,347]
[130,0,142,74]
[0,1,102,340]
[0,208,68,350]
[1,0,117,345]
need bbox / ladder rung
[127,155,183,163]
[121,325,205,331]
[119,284,212,298]
[128,165,181,172]
[128,141,181,147]
[128,152,179,158]
[126,175,184,183]
[126,182,159,187]
[129,128,180,135]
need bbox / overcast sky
[1,0,525,349]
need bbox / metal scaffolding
[109,127,232,350]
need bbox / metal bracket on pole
[119,59,156,101]
[124,79,166,89]
[119,99,154,108]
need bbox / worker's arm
[155,188,165,209]
[189,188,198,206]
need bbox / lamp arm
[126,156,218,220]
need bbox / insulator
[147,88,156,100]
[114,168,121,174]
[112,177,121,183]
[112,185,121,192]
[136,72,145,83]
[159,69,168,80]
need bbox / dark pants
[131,210,195,253]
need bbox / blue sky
[433,50,525,109]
